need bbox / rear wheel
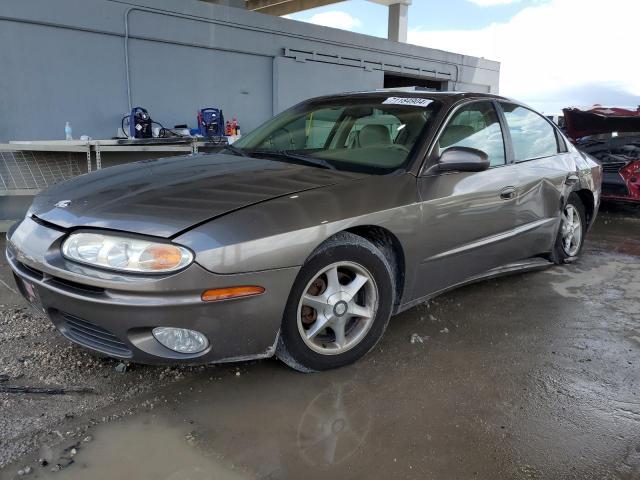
[551,193,586,264]
[277,233,394,372]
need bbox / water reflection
[297,382,372,468]
[7,367,376,480]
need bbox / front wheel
[277,232,395,372]
[551,193,586,264]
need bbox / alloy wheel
[297,261,379,355]
[561,204,583,256]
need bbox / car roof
[305,90,523,109]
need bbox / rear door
[498,102,570,258]
[413,100,522,299]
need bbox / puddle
[3,363,517,480]
[7,347,640,480]
[545,259,640,316]
[28,417,249,480]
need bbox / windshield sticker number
[382,97,433,108]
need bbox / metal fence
[0,150,83,192]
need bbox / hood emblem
[55,200,72,208]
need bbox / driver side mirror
[437,147,490,172]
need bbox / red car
[563,106,640,203]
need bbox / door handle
[499,186,517,200]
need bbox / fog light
[152,327,209,354]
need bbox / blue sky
[287,0,640,113]
[289,0,542,36]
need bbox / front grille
[49,277,105,294]
[601,161,627,173]
[61,313,132,358]
[13,258,104,294]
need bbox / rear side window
[502,103,559,162]
[438,101,506,167]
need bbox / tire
[551,193,587,264]
[277,232,395,372]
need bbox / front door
[413,100,522,300]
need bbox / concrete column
[388,1,409,43]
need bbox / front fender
[174,174,421,275]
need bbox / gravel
[0,302,206,468]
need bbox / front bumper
[6,216,299,364]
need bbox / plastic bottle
[232,117,238,134]
[64,122,73,141]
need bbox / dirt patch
[0,300,205,468]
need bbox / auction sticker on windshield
[382,97,433,107]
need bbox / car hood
[31,153,365,237]
[563,106,640,140]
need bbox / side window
[438,102,506,167]
[501,103,559,162]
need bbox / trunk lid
[563,106,640,140]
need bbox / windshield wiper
[251,150,336,170]
[221,144,250,157]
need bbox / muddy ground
[0,202,639,479]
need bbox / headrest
[359,124,391,147]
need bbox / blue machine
[126,107,153,139]
[197,108,225,137]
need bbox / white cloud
[467,0,521,6]
[295,11,362,31]
[409,0,640,112]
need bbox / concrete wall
[0,0,500,142]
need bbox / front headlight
[62,232,193,273]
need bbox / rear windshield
[233,96,441,174]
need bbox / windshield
[233,96,441,174]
